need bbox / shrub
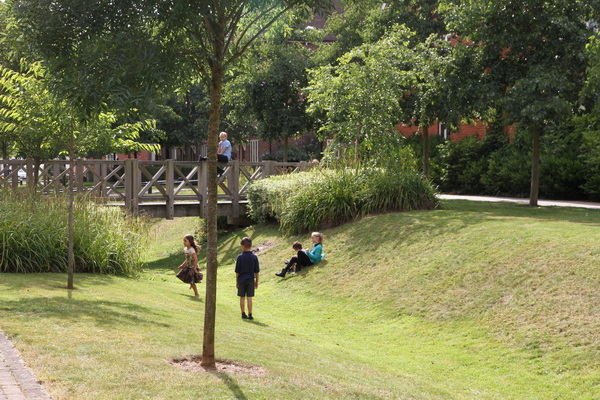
[247,168,438,234]
[245,171,316,223]
[0,192,148,275]
[436,136,486,194]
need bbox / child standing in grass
[235,237,260,320]
[176,234,202,298]
[276,232,324,277]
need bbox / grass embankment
[0,201,598,399]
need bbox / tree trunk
[67,134,75,290]
[529,124,541,207]
[283,136,288,162]
[1,142,7,179]
[421,123,430,178]
[201,64,224,370]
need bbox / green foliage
[307,25,418,163]
[0,62,159,160]
[246,171,315,223]
[224,40,313,154]
[0,192,148,275]
[432,126,592,199]
[481,136,532,197]
[247,167,438,234]
[436,136,487,194]
[319,0,447,64]
[155,84,210,149]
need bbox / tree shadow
[0,296,171,328]
[441,200,600,226]
[144,254,181,272]
[211,371,248,400]
[0,273,125,290]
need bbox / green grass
[0,200,599,399]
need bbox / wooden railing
[0,159,314,219]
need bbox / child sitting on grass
[276,232,324,278]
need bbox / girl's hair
[292,241,302,250]
[311,232,323,244]
[185,234,200,254]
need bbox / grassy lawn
[0,200,599,399]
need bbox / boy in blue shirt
[235,237,260,319]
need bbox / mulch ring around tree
[170,355,267,376]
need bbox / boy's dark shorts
[237,279,255,297]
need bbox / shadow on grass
[178,293,204,303]
[0,296,171,328]
[144,254,181,272]
[0,273,127,291]
[212,371,248,400]
[243,319,268,327]
[441,200,600,225]
[331,200,600,254]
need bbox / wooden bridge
[0,159,314,222]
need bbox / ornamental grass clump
[0,191,148,275]
[246,171,317,223]
[247,168,438,234]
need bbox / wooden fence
[0,159,314,220]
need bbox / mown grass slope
[0,200,598,399]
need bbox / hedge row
[247,168,438,234]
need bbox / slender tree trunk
[1,143,7,179]
[67,133,75,290]
[421,123,430,178]
[201,63,224,370]
[33,157,41,186]
[283,136,288,162]
[529,124,541,207]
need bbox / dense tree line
[5,1,600,203]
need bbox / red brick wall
[117,152,153,161]
[397,120,491,142]
[450,121,488,141]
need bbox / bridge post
[166,159,175,220]
[198,159,207,218]
[26,159,34,190]
[229,160,240,224]
[99,162,108,198]
[262,160,275,178]
[124,158,139,216]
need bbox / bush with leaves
[247,168,438,234]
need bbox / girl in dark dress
[176,234,202,297]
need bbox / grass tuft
[247,167,438,234]
[0,191,148,275]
